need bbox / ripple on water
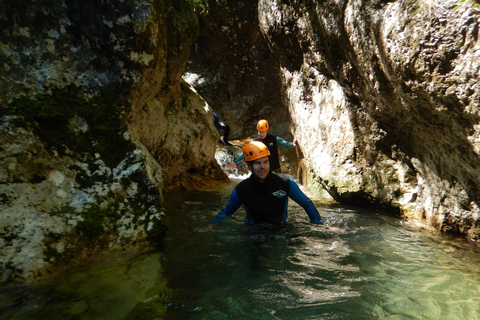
[2,187,480,319]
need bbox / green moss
[127,203,167,247]
[307,176,326,196]
[76,204,121,237]
[173,0,209,14]
[6,87,134,168]
[130,206,146,225]
[406,0,420,16]
[459,0,480,7]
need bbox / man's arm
[213,113,221,131]
[225,154,244,169]
[288,178,324,224]
[234,154,244,164]
[211,188,242,223]
[276,136,295,149]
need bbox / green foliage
[187,0,209,13]
[173,0,209,14]
[6,88,134,168]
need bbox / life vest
[255,133,280,171]
[235,173,290,224]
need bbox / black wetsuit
[211,173,323,225]
[234,134,294,172]
[255,133,281,172]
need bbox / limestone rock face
[128,80,227,191]
[0,116,165,283]
[185,0,290,139]
[258,0,480,240]
[0,0,226,283]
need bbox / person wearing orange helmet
[232,119,297,172]
[211,141,324,226]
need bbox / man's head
[243,141,271,182]
[256,119,269,140]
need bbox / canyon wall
[257,0,480,240]
[0,0,225,284]
[187,0,480,241]
[3,0,480,285]
[185,0,291,139]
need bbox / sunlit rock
[258,0,480,240]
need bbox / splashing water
[214,144,250,178]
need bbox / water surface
[1,180,480,319]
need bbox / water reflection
[1,180,480,319]
[0,250,169,320]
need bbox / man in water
[211,141,324,227]
[231,119,296,172]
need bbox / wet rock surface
[257,0,480,239]
[187,0,480,241]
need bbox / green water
[1,180,480,319]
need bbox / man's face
[250,156,270,182]
[258,130,267,139]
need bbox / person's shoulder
[235,175,255,197]
[237,175,254,186]
[271,172,287,178]
[270,172,290,183]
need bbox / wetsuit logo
[272,190,287,198]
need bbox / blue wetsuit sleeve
[234,154,244,164]
[213,113,221,131]
[276,136,294,149]
[288,178,324,224]
[211,188,242,224]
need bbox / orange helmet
[256,119,269,131]
[242,141,270,162]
